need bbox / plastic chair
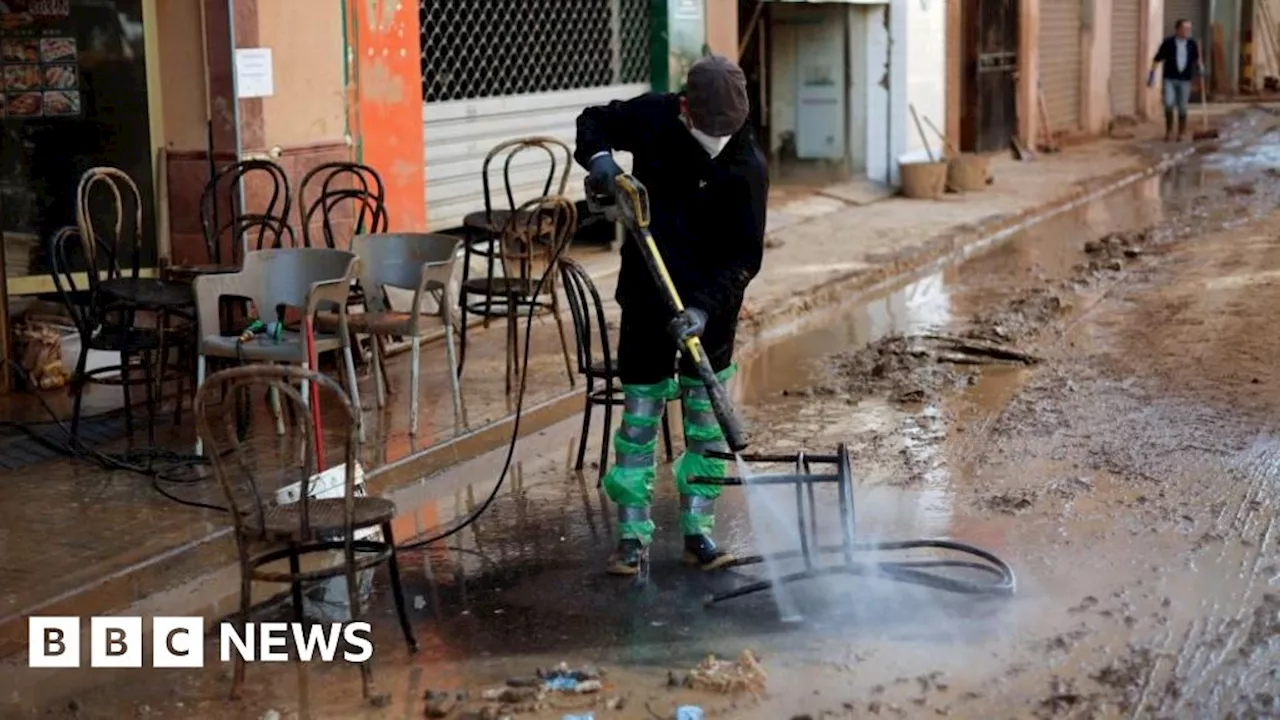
[559,257,674,479]
[457,137,572,373]
[191,248,363,451]
[342,233,466,437]
[460,194,577,395]
[194,364,416,703]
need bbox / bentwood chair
[457,137,572,374]
[460,194,578,395]
[195,364,416,703]
[559,257,674,479]
[50,226,164,445]
[299,162,389,251]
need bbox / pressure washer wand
[588,173,749,452]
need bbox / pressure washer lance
[237,303,287,344]
[586,173,749,455]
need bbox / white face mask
[688,124,732,158]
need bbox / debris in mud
[686,651,767,696]
[821,334,1035,404]
[1034,677,1096,719]
[978,488,1039,515]
[1089,647,1155,712]
[964,288,1067,344]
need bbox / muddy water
[30,111,1280,719]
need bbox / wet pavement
[13,109,1280,718]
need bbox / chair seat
[245,496,396,539]
[463,208,540,234]
[88,325,164,352]
[315,310,436,336]
[201,329,344,362]
[462,276,536,296]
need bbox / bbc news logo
[29,617,373,668]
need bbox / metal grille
[421,0,651,103]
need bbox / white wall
[903,0,948,159]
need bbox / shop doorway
[960,0,1020,153]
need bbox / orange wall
[349,0,427,231]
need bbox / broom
[1193,78,1220,141]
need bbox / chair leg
[409,335,421,437]
[342,343,366,444]
[661,406,675,462]
[598,392,614,484]
[505,300,517,396]
[444,317,466,431]
[69,350,89,441]
[120,352,135,440]
[382,522,418,653]
[371,332,387,409]
[194,354,207,455]
[231,555,252,700]
[456,248,471,377]
[575,393,593,472]
[550,293,575,388]
[142,350,157,449]
[344,544,375,699]
[288,545,305,624]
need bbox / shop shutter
[1111,0,1142,117]
[1164,0,1206,38]
[1039,0,1083,134]
[420,0,651,231]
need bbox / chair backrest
[350,233,460,315]
[298,162,389,250]
[200,159,294,264]
[76,167,143,277]
[480,137,573,222]
[49,226,118,339]
[558,257,611,378]
[240,247,358,317]
[497,194,577,288]
[194,364,359,541]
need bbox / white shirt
[1175,38,1188,73]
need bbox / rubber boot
[1164,109,1174,142]
[675,368,737,572]
[1176,113,1187,142]
[601,380,677,576]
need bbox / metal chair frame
[194,364,417,702]
[558,257,674,479]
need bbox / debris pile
[425,664,615,719]
[686,650,768,697]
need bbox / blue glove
[1147,69,1157,88]
[586,154,623,201]
[667,307,708,342]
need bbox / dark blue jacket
[1153,36,1201,81]
[575,93,768,319]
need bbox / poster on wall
[0,0,78,119]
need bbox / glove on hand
[1146,69,1157,88]
[667,307,708,343]
[586,154,623,201]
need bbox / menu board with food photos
[0,0,78,119]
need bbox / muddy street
[29,111,1280,719]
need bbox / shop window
[1,0,155,281]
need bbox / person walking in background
[1149,19,1204,142]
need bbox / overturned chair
[691,445,1017,606]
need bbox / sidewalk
[0,117,1195,711]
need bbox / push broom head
[1194,127,1221,141]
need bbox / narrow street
[32,111,1280,719]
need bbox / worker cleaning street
[574,55,769,576]
[1148,18,1204,143]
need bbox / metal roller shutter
[1039,0,1083,133]
[1164,0,1205,37]
[1111,0,1142,117]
